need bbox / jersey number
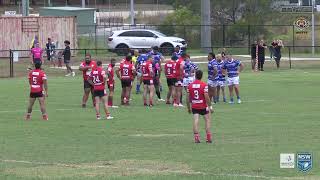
[32,77,37,84]
[167,68,171,75]
[93,76,100,83]
[194,90,199,100]
[123,68,129,75]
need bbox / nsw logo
[297,153,312,172]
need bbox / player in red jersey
[79,53,97,108]
[116,55,136,105]
[174,52,186,107]
[88,61,113,120]
[164,55,177,104]
[186,70,213,143]
[141,55,155,106]
[25,62,48,121]
[107,58,118,108]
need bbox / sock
[173,98,177,104]
[136,84,140,92]
[144,98,147,105]
[223,96,226,101]
[206,132,212,142]
[180,94,183,104]
[108,97,112,106]
[156,91,161,99]
[237,96,240,99]
[194,133,200,142]
[230,97,234,102]
[149,100,153,105]
[160,85,163,92]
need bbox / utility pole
[22,0,29,16]
[312,0,315,55]
[201,0,212,53]
[82,0,85,8]
[130,0,135,25]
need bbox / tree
[159,6,200,48]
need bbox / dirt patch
[3,159,195,178]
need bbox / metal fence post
[95,25,98,55]
[222,24,226,47]
[289,47,292,69]
[292,25,295,53]
[248,25,251,55]
[9,49,13,77]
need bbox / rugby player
[186,70,213,143]
[25,62,48,121]
[216,54,226,103]
[107,58,117,108]
[135,49,148,94]
[116,55,136,105]
[141,55,155,106]
[222,54,244,104]
[88,61,113,120]
[149,46,165,93]
[164,56,177,104]
[173,52,186,107]
[79,53,97,108]
[183,55,197,90]
[207,53,218,103]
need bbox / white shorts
[175,80,183,87]
[183,77,195,87]
[136,72,142,78]
[227,76,240,86]
[217,81,226,87]
[208,79,219,87]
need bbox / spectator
[257,40,267,71]
[274,40,283,69]
[270,39,277,60]
[250,41,257,70]
[46,38,56,67]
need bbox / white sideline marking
[129,134,185,137]
[0,109,73,114]
[0,159,310,179]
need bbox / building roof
[40,7,97,11]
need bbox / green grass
[0,62,319,180]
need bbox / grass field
[0,62,319,180]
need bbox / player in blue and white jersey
[135,49,149,94]
[207,53,218,103]
[222,54,244,104]
[173,45,183,58]
[182,55,197,89]
[216,54,226,103]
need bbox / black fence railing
[2,46,320,78]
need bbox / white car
[107,29,187,55]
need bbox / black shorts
[121,79,132,88]
[153,78,159,86]
[30,92,43,98]
[167,78,177,87]
[192,108,209,115]
[94,90,106,97]
[143,79,154,85]
[84,80,92,89]
[33,58,42,64]
[47,53,51,61]
[64,59,70,64]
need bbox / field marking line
[0,108,73,114]
[0,159,313,179]
[128,134,185,137]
